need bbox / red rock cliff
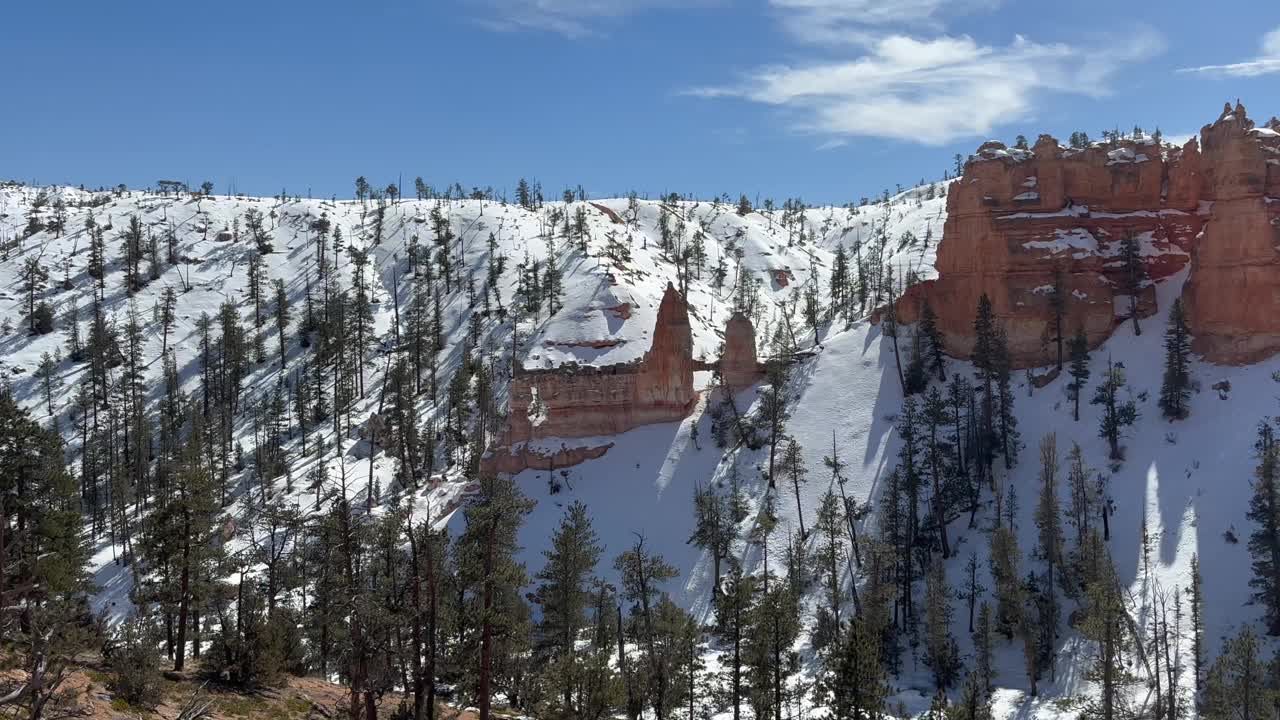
[901,101,1280,366]
[1181,103,1280,363]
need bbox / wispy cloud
[1179,26,1280,77]
[769,0,999,45]
[472,0,710,37]
[692,27,1164,145]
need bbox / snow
[1023,228,1099,258]
[1013,191,1040,201]
[5,175,1280,717]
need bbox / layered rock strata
[900,101,1280,366]
[483,284,765,474]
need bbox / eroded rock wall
[901,102,1280,367]
[1181,104,1280,363]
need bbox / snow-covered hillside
[0,180,942,616]
[5,176,1266,718]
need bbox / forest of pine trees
[9,175,1280,720]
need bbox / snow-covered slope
[7,176,1265,718]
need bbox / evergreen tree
[972,602,995,697]
[614,536,681,720]
[1079,533,1135,720]
[273,278,290,367]
[923,558,961,690]
[532,501,605,716]
[1159,298,1192,420]
[918,299,947,381]
[819,618,888,720]
[0,388,93,720]
[815,491,848,628]
[989,525,1023,639]
[456,476,535,720]
[1202,625,1274,720]
[713,558,756,720]
[1119,232,1145,336]
[1091,357,1138,461]
[1034,434,1064,677]
[1248,421,1280,635]
[1188,552,1204,698]
[1067,328,1090,422]
[992,325,1019,469]
[781,438,809,538]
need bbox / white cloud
[472,0,709,37]
[691,29,1164,145]
[769,0,999,45]
[1179,26,1280,77]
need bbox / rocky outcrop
[481,442,615,475]
[900,101,1280,366]
[1181,104,1280,363]
[504,283,696,445]
[721,312,764,389]
[482,284,766,474]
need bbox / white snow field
[2,178,1269,717]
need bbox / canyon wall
[1181,106,1280,362]
[900,101,1280,366]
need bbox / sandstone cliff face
[483,284,769,474]
[901,102,1280,367]
[504,283,696,445]
[1181,104,1280,363]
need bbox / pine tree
[0,388,93,720]
[919,299,947,381]
[989,525,1023,639]
[972,294,998,474]
[273,278,290,367]
[1068,328,1090,422]
[614,536,680,720]
[759,362,791,489]
[993,325,1019,469]
[1079,533,1134,720]
[973,602,995,697]
[1188,552,1204,698]
[923,386,952,558]
[20,256,50,334]
[1092,357,1138,461]
[781,438,809,538]
[923,558,961,690]
[1119,232,1145,336]
[1034,434,1064,678]
[1067,442,1093,550]
[951,672,996,720]
[457,476,535,720]
[1248,421,1280,635]
[815,491,847,627]
[714,558,756,720]
[1201,625,1273,720]
[1159,298,1192,420]
[35,351,58,416]
[689,485,732,598]
[1048,267,1067,370]
[532,501,604,716]
[819,617,888,720]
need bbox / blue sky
[3,1,1277,204]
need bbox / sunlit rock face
[900,102,1280,367]
[484,284,762,474]
[1181,103,1280,364]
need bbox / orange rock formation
[900,101,1280,366]
[482,284,766,474]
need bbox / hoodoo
[483,283,763,474]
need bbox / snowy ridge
[12,176,1270,718]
